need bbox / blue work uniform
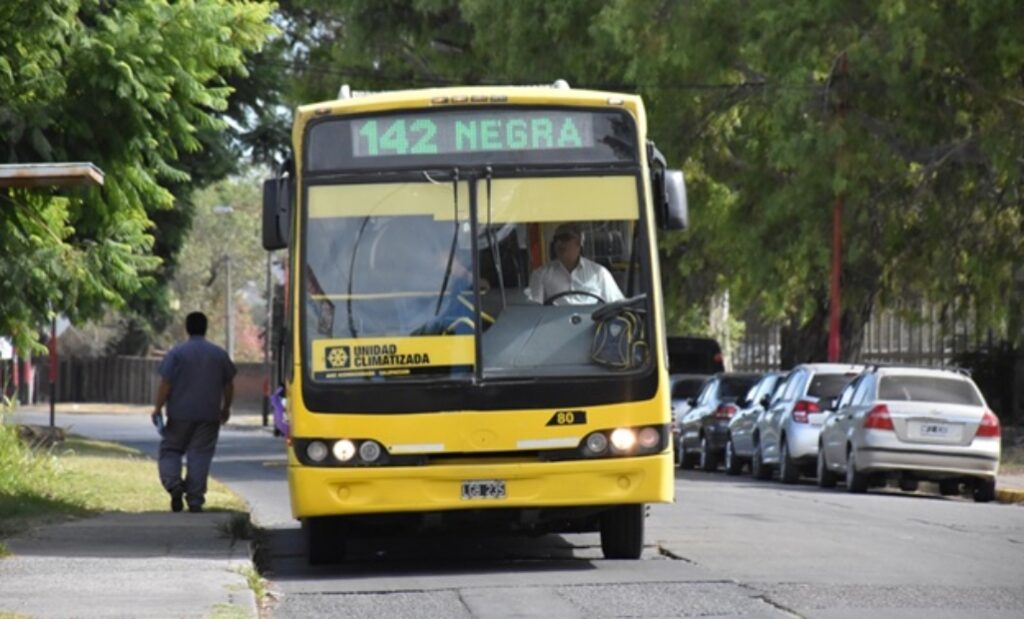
[156,335,236,509]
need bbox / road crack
[734,582,805,619]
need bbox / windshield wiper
[435,168,461,316]
[485,166,507,309]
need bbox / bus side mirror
[262,177,291,250]
[662,169,688,230]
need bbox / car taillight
[976,410,1001,438]
[792,399,820,423]
[713,404,737,420]
[864,404,894,431]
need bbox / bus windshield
[303,174,651,383]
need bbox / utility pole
[828,52,848,363]
[213,205,236,359]
[225,254,234,359]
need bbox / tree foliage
[181,2,1024,359]
[0,0,275,352]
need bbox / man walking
[152,312,236,513]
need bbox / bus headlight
[638,426,660,449]
[332,439,356,462]
[358,440,382,463]
[610,428,637,452]
[583,432,609,456]
[306,440,328,463]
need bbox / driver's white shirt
[527,257,625,305]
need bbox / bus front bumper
[289,453,674,519]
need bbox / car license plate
[909,421,962,443]
[461,480,506,500]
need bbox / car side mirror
[759,395,771,409]
[687,397,697,407]
[262,177,292,250]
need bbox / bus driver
[527,223,624,306]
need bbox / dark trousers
[158,419,220,508]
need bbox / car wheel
[600,504,644,559]
[816,447,838,488]
[938,480,960,496]
[304,516,347,565]
[845,449,868,494]
[898,478,919,493]
[724,437,743,476]
[779,440,800,485]
[699,435,718,472]
[972,479,996,503]
[752,441,772,480]
[679,441,698,469]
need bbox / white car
[818,366,1000,502]
[751,363,863,483]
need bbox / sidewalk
[0,511,257,618]
[997,472,1024,504]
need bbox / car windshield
[878,376,982,405]
[672,378,705,399]
[807,373,856,399]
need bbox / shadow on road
[675,468,977,503]
[255,526,609,582]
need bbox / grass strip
[0,419,245,539]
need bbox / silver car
[817,366,1000,502]
[724,372,783,475]
[670,374,709,466]
[751,363,863,483]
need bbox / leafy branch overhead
[0,0,276,351]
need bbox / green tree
[164,170,268,361]
[255,1,1024,361]
[0,0,275,352]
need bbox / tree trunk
[779,286,876,368]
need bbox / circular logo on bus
[326,346,351,369]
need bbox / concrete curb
[996,487,1024,504]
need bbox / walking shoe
[170,491,184,513]
[188,504,203,513]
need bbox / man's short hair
[553,223,582,243]
[185,312,208,336]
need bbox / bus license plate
[461,480,506,500]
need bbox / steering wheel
[544,290,606,306]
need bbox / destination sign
[352,111,594,157]
[306,108,637,170]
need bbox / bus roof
[294,85,646,137]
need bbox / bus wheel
[600,504,644,559]
[303,516,347,565]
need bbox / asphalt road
[15,411,1024,618]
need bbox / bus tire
[600,504,644,559]
[303,516,347,565]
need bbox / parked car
[724,372,784,475]
[817,366,1000,502]
[679,372,761,471]
[670,374,709,466]
[751,363,864,483]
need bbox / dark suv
[678,372,761,471]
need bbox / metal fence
[735,303,999,372]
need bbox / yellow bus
[262,82,688,564]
